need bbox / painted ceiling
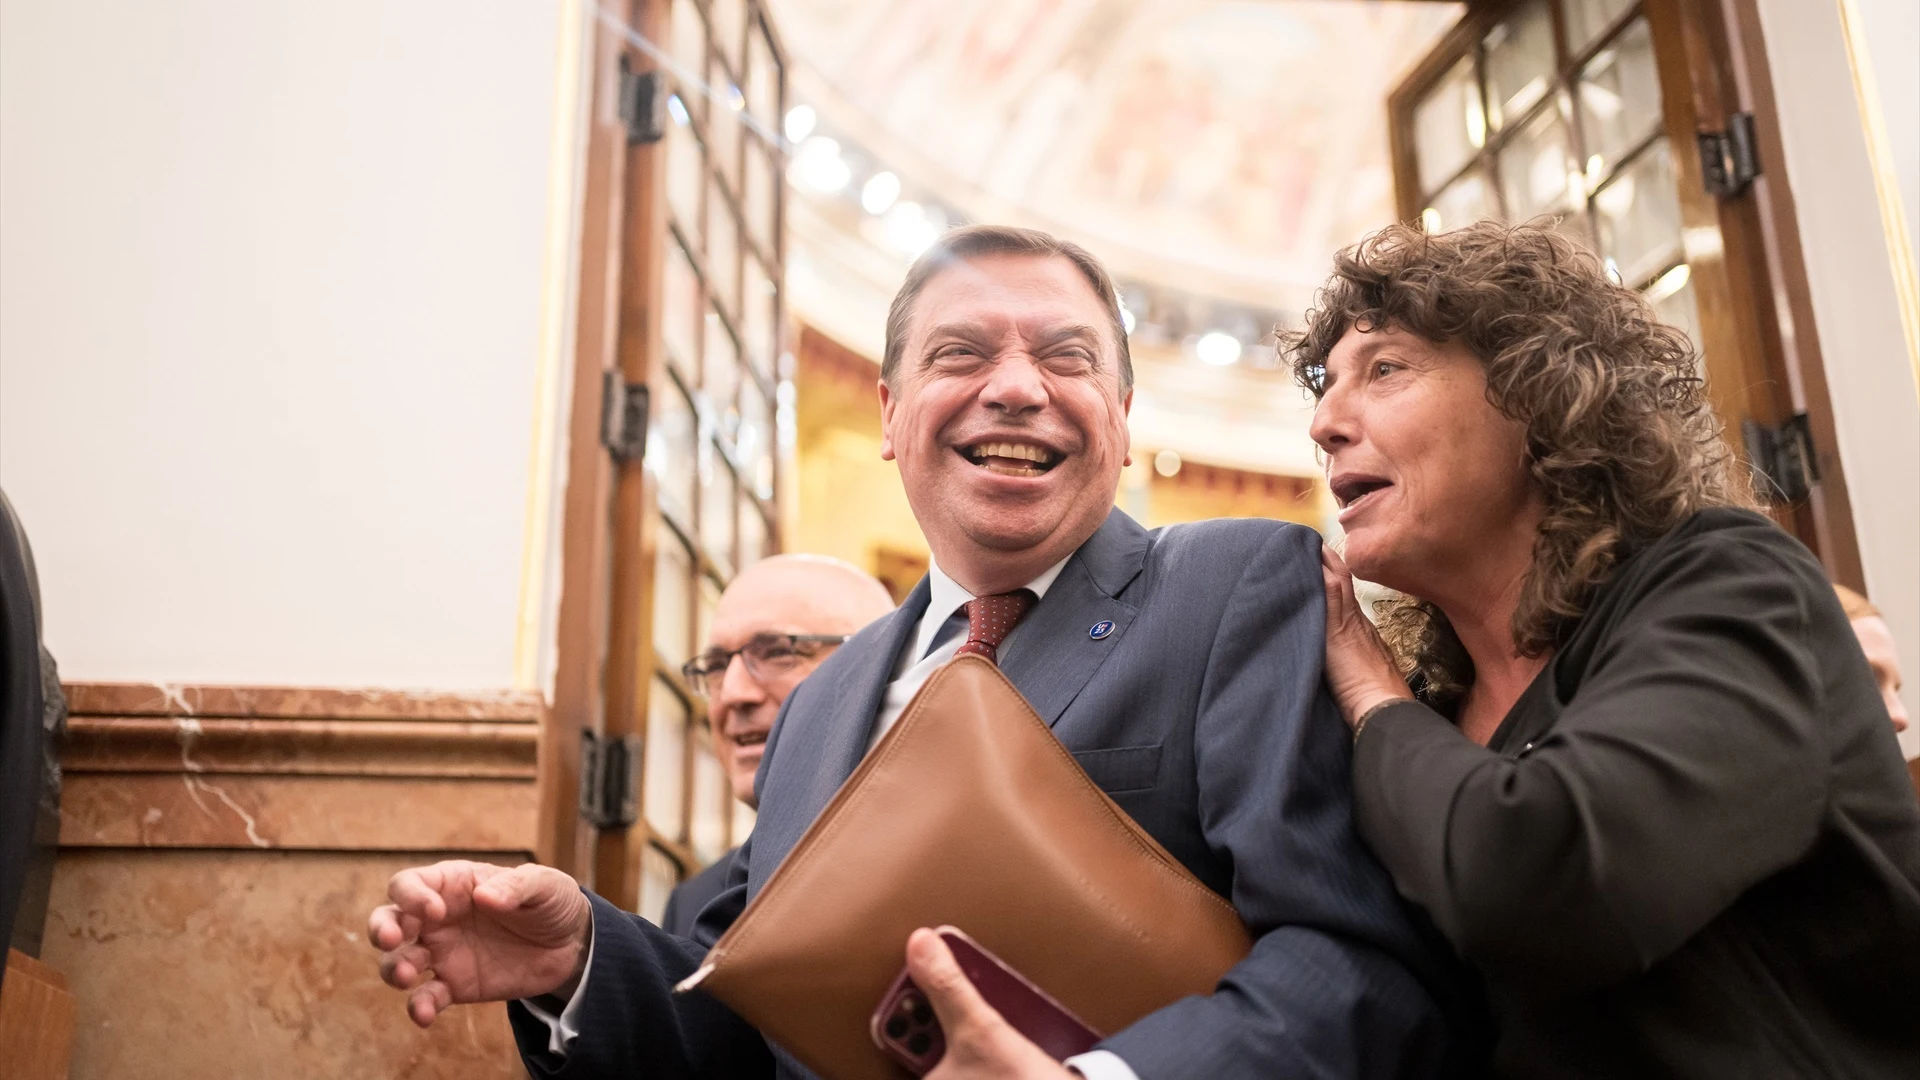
[768,0,1461,308]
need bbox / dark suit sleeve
[1099,526,1457,1080]
[507,734,779,1076]
[1351,530,1827,996]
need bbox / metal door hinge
[1743,412,1818,503]
[618,61,668,145]
[579,731,641,830]
[1698,113,1759,198]
[601,371,649,463]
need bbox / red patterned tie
[953,590,1037,666]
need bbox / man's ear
[1121,389,1134,467]
[878,379,897,461]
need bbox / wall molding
[59,683,544,853]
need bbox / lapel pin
[1089,620,1115,640]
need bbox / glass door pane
[663,240,702,379]
[1593,137,1684,287]
[649,375,698,522]
[1483,1,1556,132]
[738,493,766,566]
[711,0,746,75]
[638,843,680,925]
[744,145,776,250]
[707,181,741,317]
[1650,267,1702,356]
[653,534,694,668]
[690,740,730,864]
[703,306,740,411]
[667,117,705,239]
[670,0,707,124]
[1423,168,1496,231]
[746,22,779,131]
[1498,104,1581,223]
[737,373,772,498]
[1414,56,1486,195]
[710,79,744,191]
[1565,0,1638,55]
[700,450,737,571]
[644,677,689,840]
[1578,18,1663,177]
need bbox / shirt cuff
[1066,1049,1140,1080]
[515,903,599,1057]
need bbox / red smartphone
[869,926,1103,1075]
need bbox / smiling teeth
[974,442,1052,463]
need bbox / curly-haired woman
[1296,221,1920,1077]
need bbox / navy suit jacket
[661,847,737,939]
[510,510,1480,1078]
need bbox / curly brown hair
[1280,220,1757,710]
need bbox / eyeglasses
[680,632,850,699]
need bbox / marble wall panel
[60,774,541,851]
[42,849,535,1080]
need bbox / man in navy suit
[661,554,895,937]
[368,225,1476,1078]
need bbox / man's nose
[1889,693,1910,733]
[715,653,766,719]
[979,355,1049,414]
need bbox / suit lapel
[998,509,1150,728]
[815,576,928,789]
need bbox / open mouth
[957,439,1063,478]
[1330,474,1392,513]
[731,729,768,749]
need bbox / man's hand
[366,860,593,1029]
[907,928,1076,1080]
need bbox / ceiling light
[861,171,901,215]
[791,136,851,194]
[883,201,941,256]
[1154,450,1182,478]
[1195,331,1242,367]
[1421,206,1443,233]
[783,104,817,144]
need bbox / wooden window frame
[1388,0,1861,584]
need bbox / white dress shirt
[523,555,1137,1079]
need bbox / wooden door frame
[537,0,636,888]
[1387,0,1862,585]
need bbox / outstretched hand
[1319,544,1414,730]
[367,860,593,1028]
[906,929,1075,1080]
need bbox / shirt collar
[913,555,1070,662]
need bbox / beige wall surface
[1757,0,1920,757]
[0,0,563,689]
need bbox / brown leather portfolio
[675,654,1253,1080]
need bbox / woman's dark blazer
[1353,507,1920,1078]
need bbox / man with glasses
[661,554,895,936]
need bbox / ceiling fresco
[768,0,1461,307]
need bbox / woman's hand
[1320,545,1414,731]
[907,929,1077,1080]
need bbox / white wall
[0,0,563,689]
[1756,0,1920,756]
[1854,0,1919,267]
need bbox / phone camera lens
[907,1032,932,1056]
[885,1015,908,1039]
